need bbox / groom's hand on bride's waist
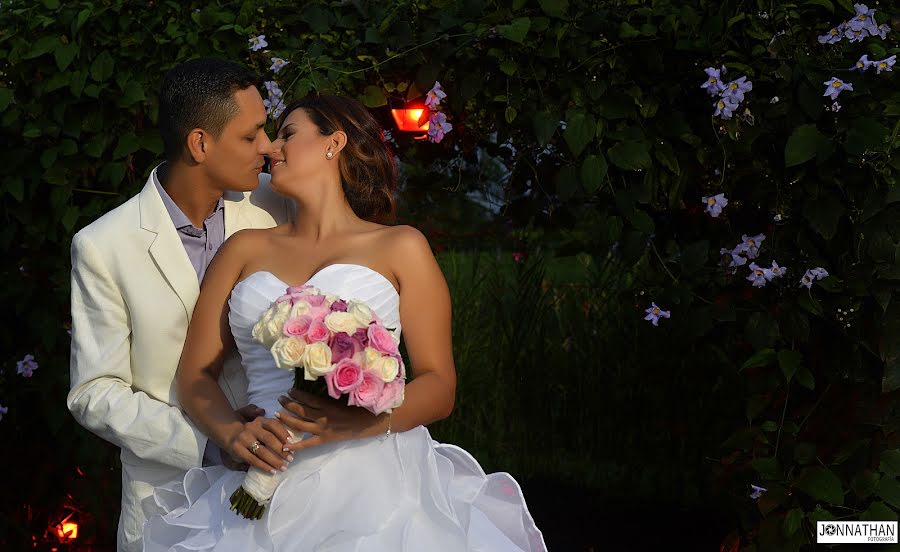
[236,403,266,422]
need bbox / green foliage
[1,0,899,549]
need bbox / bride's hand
[225,416,294,474]
[276,391,381,452]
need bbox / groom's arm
[67,231,207,471]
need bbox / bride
[142,95,546,551]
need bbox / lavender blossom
[702,193,728,218]
[643,302,671,326]
[701,67,727,96]
[875,55,896,74]
[850,54,873,71]
[424,81,447,109]
[0,404,6,422]
[737,234,765,259]
[769,261,787,279]
[721,247,748,269]
[818,24,846,44]
[427,112,453,143]
[722,76,753,104]
[749,484,768,500]
[747,263,771,287]
[248,35,268,51]
[800,267,829,288]
[823,77,853,100]
[17,354,37,378]
[714,97,740,119]
[270,57,289,74]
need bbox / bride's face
[269,108,342,196]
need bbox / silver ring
[249,441,261,454]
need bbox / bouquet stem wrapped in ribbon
[229,284,405,520]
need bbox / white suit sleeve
[67,232,207,470]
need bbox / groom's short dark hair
[158,58,259,161]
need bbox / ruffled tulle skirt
[142,426,546,551]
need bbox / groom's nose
[257,133,273,154]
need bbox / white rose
[325,311,361,335]
[362,347,382,369]
[348,301,374,326]
[376,355,400,383]
[290,300,311,318]
[251,309,273,343]
[274,300,292,318]
[270,337,306,370]
[263,313,288,345]
[302,342,333,380]
[325,293,339,305]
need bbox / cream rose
[290,300,312,318]
[348,301,374,327]
[325,311,362,335]
[302,341,334,380]
[376,355,400,383]
[270,337,306,370]
[362,347,383,370]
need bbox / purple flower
[845,27,866,42]
[331,300,349,312]
[424,81,447,109]
[720,247,748,269]
[714,97,740,119]
[747,263,771,287]
[848,4,876,32]
[643,302,671,326]
[270,57,289,74]
[722,76,753,104]
[352,327,369,348]
[875,55,896,74]
[818,24,845,44]
[702,193,728,218]
[769,261,787,279]
[16,354,37,378]
[701,67,727,96]
[876,24,891,39]
[262,81,284,119]
[736,234,765,259]
[823,77,853,100]
[248,35,268,51]
[329,332,361,363]
[0,404,7,421]
[263,80,282,98]
[427,112,453,143]
[749,484,767,500]
[850,54,873,71]
[800,267,829,288]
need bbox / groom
[68,58,291,551]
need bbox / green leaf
[533,111,558,146]
[853,470,881,498]
[625,209,654,234]
[782,508,804,537]
[861,501,898,521]
[118,81,146,107]
[505,106,517,124]
[6,177,24,202]
[54,42,77,71]
[42,0,60,8]
[0,88,13,111]
[499,59,517,76]
[141,134,164,155]
[778,350,802,383]
[563,110,596,157]
[538,0,568,18]
[807,505,836,524]
[795,467,844,505]
[580,154,608,194]
[654,142,680,175]
[555,164,579,201]
[607,141,651,171]
[803,192,845,240]
[880,450,900,477]
[796,367,815,390]
[752,457,780,478]
[498,17,531,44]
[90,51,115,82]
[785,124,826,167]
[73,8,92,34]
[84,134,106,158]
[805,0,835,12]
[61,206,79,232]
[113,133,140,159]
[359,86,387,108]
[742,348,776,370]
[878,477,900,509]
[25,36,60,59]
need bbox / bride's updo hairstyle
[275,95,398,224]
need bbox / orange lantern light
[55,520,78,541]
[390,107,430,133]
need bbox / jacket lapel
[138,168,200,321]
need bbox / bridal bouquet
[229,284,405,519]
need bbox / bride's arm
[282,225,456,446]
[176,230,292,473]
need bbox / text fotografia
[817,521,898,544]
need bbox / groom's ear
[186,128,208,163]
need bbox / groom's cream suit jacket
[67,166,290,551]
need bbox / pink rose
[305,319,330,343]
[373,379,405,415]
[348,369,385,410]
[286,284,315,294]
[325,358,364,399]
[331,299,349,312]
[275,294,292,304]
[306,294,326,307]
[309,305,331,322]
[329,332,360,363]
[367,324,399,356]
[283,315,312,337]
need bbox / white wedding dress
[142,264,547,552]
